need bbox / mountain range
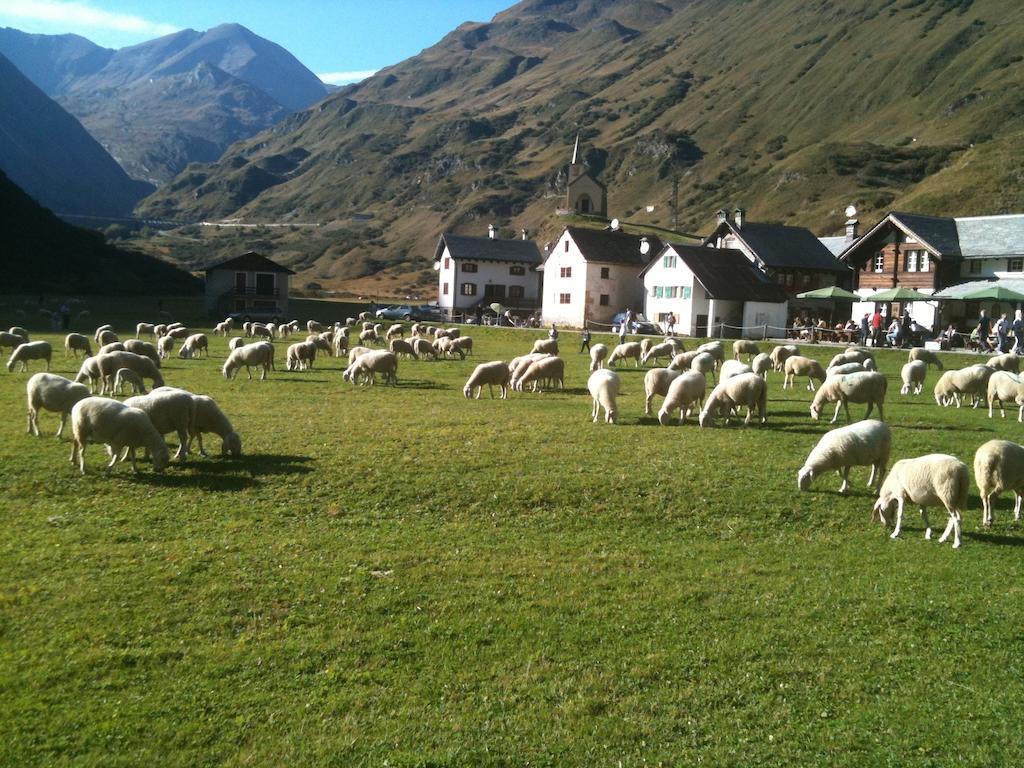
[0,24,329,185]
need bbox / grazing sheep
[451,336,473,357]
[97,329,119,346]
[664,337,686,354]
[136,322,155,338]
[213,321,231,336]
[696,341,725,368]
[228,337,244,352]
[74,357,102,392]
[589,343,609,372]
[7,341,52,372]
[242,322,253,338]
[124,389,196,460]
[93,324,113,342]
[840,348,875,366]
[389,338,419,359]
[657,371,707,426]
[641,340,678,366]
[347,346,372,364]
[222,342,275,380]
[178,333,209,359]
[9,326,29,340]
[719,360,753,381]
[933,365,994,407]
[277,323,291,338]
[974,440,1024,527]
[409,338,437,360]
[358,311,372,322]
[639,338,652,359]
[698,372,767,427]
[827,362,870,378]
[373,323,385,340]
[769,344,799,372]
[668,350,700,371]
[26,372,91,437]
[986,371,1024,420]
[509,353,550,388]
[95,351,164,394]
[113,368,147,395]
[588,369,620,424]
[750,352,772,380]
[154,323,169,338]
[286,341,318,371]
[190,394,242,457]
[689,352,717,384]
[516,356,565,393]
[643,368,682,415]
[124,339,160,368]
[98,342,126,355]
[434,336,465,360]
[165,326,190,340]
[307,320,324,334]
[157,336,175,359]
[810,371,887,423]
[386,324,405,340]
[0,331,25,354]
[333,329,350,357]
[69,397,170,474]
[783,356,826,391]
[463,361,511,399]
[987,353,1020,373]
[359,328,378,346]
[310,333,333,356]
[531,338,559,355]
[250,323,273,340]
[64,333,92,358]
[873,454,969,548]
[607,342,642,368]
[343,349,398,385]
[733,340,759,360]
[900,361,928,395]
[908,347,943,369]
[797,419,891,494]
[362,321,375,333]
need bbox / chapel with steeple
[565,134,607,218]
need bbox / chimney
[717,209,728,225]
[639,237,651,259]
[734,207,745,229]
[844,204,859,242]
[521,228,528,241]
[488,224,495,240]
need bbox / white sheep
[343,350,398,385]
[698,372,767,427]
[641,340,678,366]
[588,369,620,424]
[987,353,1020,373]
[97,329,119,346]
[657,371,706,426]
[463,361,511,399]
[136,322,155,338]
[607,342,642,368]
[509,353,550,388]
[26,372,91,437]
[589,343,609,372]
[165,326,190,340]
[124,339,160,368]
[347,346,372,365]
[249,323,272,340]
[0,331,25,354]
[386,324,405,340]
[719,360,752,381]
[451,336,473,357]
[751,352,771,380]
[696,341,725,368]
[783,356,826,391]
[154,323,169,338]
[333,329,350,357]
[213,321,231,336]
[797,419,891,494]
[228,337,244,351]
[69,397,170,474]
[900,361,928,395]
[908,347,943,369]
[125,389,196,460]
[409,338,436,360]
[516,356,565,393]
[178,333,209,359]
[974,439,1024,527]
[986,371,1024,420]
[285,341,317,371]
[873,454,969,548]
[113,367,147,395]
[95,351,164,394]
[93,324,113,342]
[191,394,242,457]
[157,335,175,359]
[668,350,700,371]
[389,338,418,359]
[64,333,92,358]
[74,357,102,392]
[9,326,29,340]
[307,320,324,334]
[643,367,682,416]
[374,323,386,340]
[810,371,887,423]
[434,336,465,360]
[933,365,993,407]
[223,342,275,380]
[689,351,717,384]
[769,344,799,372]
[733,339,759,360]
[840,347,874,365]
[7,341,52,372]
[98,342,125,355]
[531,338,559,355]
[359,328,378,346]
[827,362,869,378]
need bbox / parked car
[375,304,444,321]
[611,312,660,335]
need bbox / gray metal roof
[933,278,1024,299]
[434,233,542,265]
[819,236,848,257]
[706,220,848,273]
[954,214,1024,258]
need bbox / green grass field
[3,314,1024,766]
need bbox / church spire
[571,132,580,165]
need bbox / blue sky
[0,0,514,83]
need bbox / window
[255,273,275,296]
[873,252,885,273]
[969,260,982,274]
[785,273,794,287]
[599,294,609,306]
[508,285,524,300]
[653,286,664,298]
[444,258,450,269]
[442,282,449,295]
[235,272,246,292]
[920,252,930,272]
[600,267,610,279]
[460,283,477,296]
[559,293,571,304]
[564,240,569,252]
[1009,258,1024,273]
[509,265,525,276]
[560,267,572,278]
[663,254,677,268]
[461,263,478,273]
[667,286,678,298]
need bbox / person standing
[996,312,1010,353]
[1013,310,1024,354]
[665,311,676,336]
[871,308,883,347]
[549,323,559,341]
[618,310,629,345]
[977,309,992,352]
[859,313,869,346]
[899,310,912,349]
[580,324,591,353]
[60,303,70,331]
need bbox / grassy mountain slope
[135,0,1024,295]
[0,52,153,217]
[0,170,201,295]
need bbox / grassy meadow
[3,304,1024,766]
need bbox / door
[484,284,506,301]
[235,272,247,293]
[255,273,275,296]
[696,314,708,337]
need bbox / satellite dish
[610,218,620,231]
[845,204,857,219]
[640,238,651,255]
[433,261,441,271]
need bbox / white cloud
[317,70,378,85]
[0,0,178,36]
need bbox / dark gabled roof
[434,233,542,265]
[664,243,788,303]
[205,251,295,274]
[566,226,663,265]
[707,221,848,273]
[838,211,961,266]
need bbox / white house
[540,226,662,327]
[434,228,542,316]
[641,243,789,337]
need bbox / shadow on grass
[964,531,1024,547]
[397,380,449,390]
[135,453,314,490]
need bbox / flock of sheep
[6,314,1024,550]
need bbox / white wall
[851,289,938,331]
[642,246,707,335]
[437,244,541,311]
[960,258,1024,280]
[742,301,788,337]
